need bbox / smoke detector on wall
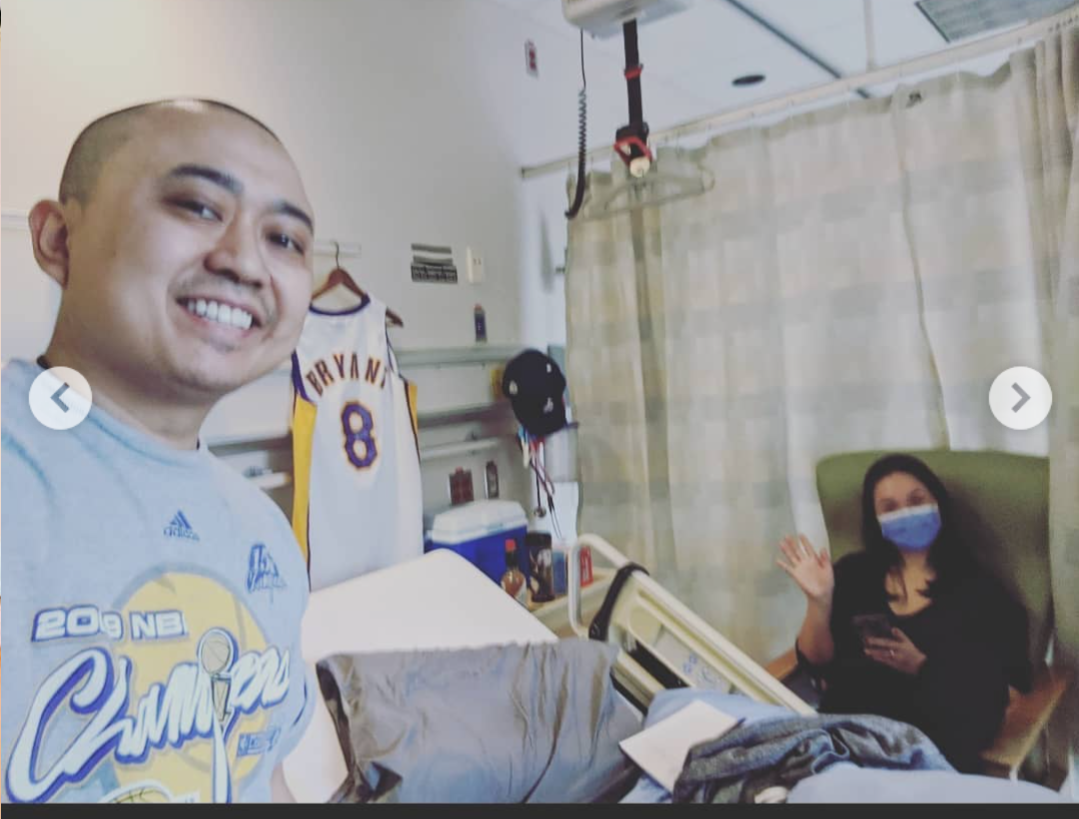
[562,0,689,38]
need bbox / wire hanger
[311,241,404,327]
[583,163,714,222]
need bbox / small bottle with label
[500,538,528,607]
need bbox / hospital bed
[281,534,1066,804]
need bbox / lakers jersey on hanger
[290,295,423,591]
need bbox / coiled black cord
[565,30,588,220]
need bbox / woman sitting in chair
[777,453,1031,773]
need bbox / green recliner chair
[766,449,1072,781]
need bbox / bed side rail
[568,534,814,716]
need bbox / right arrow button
[1011,383,1030,413]
[989,367,1052,431]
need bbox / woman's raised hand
[777,535,834,606]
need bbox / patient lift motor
[562,0,688,218]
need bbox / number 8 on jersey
[341,401,377,470]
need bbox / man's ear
[29,200,73,288]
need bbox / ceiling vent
[916,0,1076,42]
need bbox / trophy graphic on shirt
[197,629,236,803]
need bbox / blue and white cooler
[425,500,530,585]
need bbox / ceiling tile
[663,40,837,113]
[728,0,865,36]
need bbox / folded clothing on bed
[623,690,1065,804]
[674,712,953,803]
[621,690,794,804]
[622,690,950,804]
[316,638,642,803]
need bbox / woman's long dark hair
[860,453,975,598]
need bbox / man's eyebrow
[271,201,315,233]
[166,164,243,195]
[166,164,314,232]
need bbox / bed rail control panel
[651,626,732,692]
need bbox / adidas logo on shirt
[164,510,200,542]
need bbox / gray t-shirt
[1,360,314,804]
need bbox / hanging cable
[550,504,565,542]
[580,25,587,89]
[565,29,588,219]
[623,20,643,127]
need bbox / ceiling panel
[733,0,865,35]
[665,39,837,112]
[867,0,950,64]
[630,0,780,79]
[775,17,870,77]
[522,0,587,32]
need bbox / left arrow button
[29,367,93,430]
[51,383,72,413]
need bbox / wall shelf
[417,401,513,429]
[420,435,513,462]
[207,432,291,452]
[248,471,293,491]
[396,345,521,369]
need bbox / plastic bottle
[500,538,528,607]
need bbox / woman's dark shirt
[796,551,1031,773]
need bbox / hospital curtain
[1012,24,1079,794]
[564,24,1078,779]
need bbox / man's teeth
[184,299,253,330]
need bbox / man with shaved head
[1,100,317,803]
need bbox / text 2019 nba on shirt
[0,360,314,803]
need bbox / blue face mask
[877,504,941,552]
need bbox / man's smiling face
[59,104,315,400]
